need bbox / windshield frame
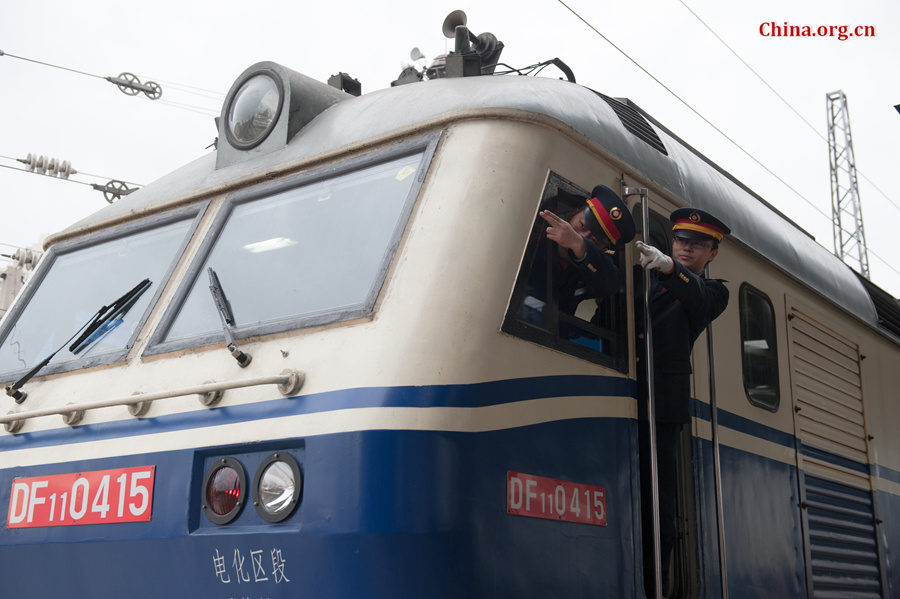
[144,134,439,357]
[0,203,208,383]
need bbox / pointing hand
[540,210,587,259]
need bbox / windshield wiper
[207,267,251,368]
[5,278,152,404]
[69,278,152,355]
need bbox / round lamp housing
[253,452,302,523]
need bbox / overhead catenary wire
[0,161,143,204]
[676,0,900,214]
[0,242,27,261]
[1,50,220,118]
[0,50,105,80]
[555,0,900,281]
[0,242,27,250]
[159,99,219,118]
[0,162,94,188]
[672,0,900,278]
[146,77,226,101]
[556,0,830,222]
[0,154,143,187]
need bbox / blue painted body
[876,489,900,596]
[1,376,894,597]
[691,401,807,597]
[694,440,807,597]
[0,377,643,598]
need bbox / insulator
[17,154,75,177]
[58,160,75,179]
[13,249,40,269]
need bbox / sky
[1,0,898,297]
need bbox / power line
[0,162,92,187]
[675,0,900,215]
[0,155,143,203]
[0,242,27,252]
[1,50,160,98]
[1,50,220,116]
[0,162,104,195]
[867,247,900,279]
[147,78,225,100]
[556,0,831,223]
[0,162,140,203]
[0,50,105,80]
[556,1,900,282]
[0,154,142,187]
[159,99,219,117]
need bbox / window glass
[160,152,423,344]
[0,218,194,377]
[740,283,780,410]
[503,173,628,370]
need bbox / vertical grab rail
[625,186,662,599]
[705,269,729,598]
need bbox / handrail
[705,275,729,598]
[624,185,662,599]
[3,369,304,433]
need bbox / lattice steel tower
[826,90,869,278]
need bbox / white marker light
[253,453,302,522]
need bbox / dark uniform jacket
[643,260,729,423]
[563,239,621,310]
[526,238,621,324]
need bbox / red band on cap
[673,219,724,241]
[587,197,621,244]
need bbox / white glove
[635,241,674,273]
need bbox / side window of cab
[740,283,780,411]
[503,173,628,371]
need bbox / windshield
[0,218,194,377]
[159,152,423,344]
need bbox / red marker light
[207,465,241,515]
[202,457,247,524]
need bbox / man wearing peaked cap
[582,185,637,251]
[535,185,636,322]
[634,207,730,595]
[540,185,635,260]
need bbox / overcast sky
[2,0,898,297]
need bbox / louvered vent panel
[789,309,866,463]
[596,93,668,155]
[786,301,883,598]
[805,475,882,598]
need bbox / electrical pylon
[826,90,869,278]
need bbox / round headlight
[226,72,283,149]
[202,457,247,525]
[253,452,302,522]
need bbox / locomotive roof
[53,73,879,327]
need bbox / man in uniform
[537,185,636,305]
[634,207,730,595]
[522,185,635,335]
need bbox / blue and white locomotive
[1,12,898,599]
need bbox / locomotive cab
[2,14,899,598]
